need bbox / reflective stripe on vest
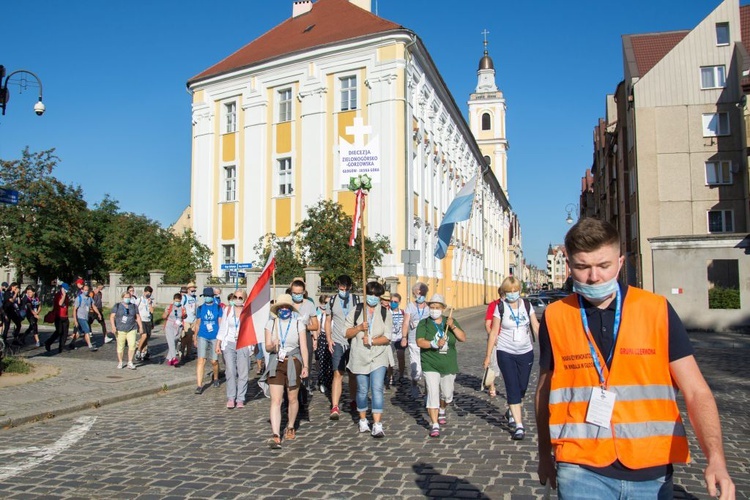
[549,384,678,405]
[550,420,687,441]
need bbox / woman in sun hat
[416,294,466,438]
[259,294,309,449]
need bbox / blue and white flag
[434,175,477,259]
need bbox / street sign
[401,249,420,264]
[0,188,19,205]
[237,263,253,269]
[228,271,246,278]
[220,263,238,270]
[221,262,253,270]
[404,262,417,277]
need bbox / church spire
[476,29,497,92]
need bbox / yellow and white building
[186,0,519,306]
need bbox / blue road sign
[0,188,19,205]
[237,263,253,269]
[220,263,239,270]
[228,271,246,278]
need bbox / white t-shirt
[493,299,533,355]
[264,315,304,351]
[405,302,430,343]
[137,296,153,321]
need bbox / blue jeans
[557,463,673,500]
[355,366,387,414]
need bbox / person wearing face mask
[193,287,224,394]
[163,293,186,366]
[325,274,360,420]
[484,276,539,440]
[535,218,735,500]
[260,294,309,449]
[380,291,405,388]
[403,282,429,399]
[416,294,466,438]
[180,283,198,363]
[288,279,319,400]
[109,292,144,369]
[345,281,393,438]
[135,286,155,362]
[216,290,251,408]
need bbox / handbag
[43,309,56,324]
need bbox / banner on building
[339,116,380,183]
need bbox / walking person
[45,283,71,354]
[91,284,113,344]
[483,287,504,398]
[73,283,101,352]
[314,294,333,394]
[383,291,405,387]
[416,294,466,438]
[484,276,539,440]
[135,286,154,361]
[2,282,22,345]
[259,294,309,449]
[20,286,41,347]
[66,278,85,349]
[109,291,144,369]
[193,287,223,394]
[162,293,185,366]
[403,282,429,399]
[290,279,318,405]
[345,281,393,438]
[216,290,251,408]
[325,274,359,420]
[180,283,198,363]
[535,218,735,500]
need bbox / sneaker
[329,406,340,420]
[505,409,516,431]
[438,412,447,425]
[226,400,235,409]
[235,401,244,409]
[319,385,326,394]
[35,341,40,348]
[89,346,98,352]
[135,351,142,361]
[194,386,203,395]
[358,419,371,433]
[512,426,525,440]
[429,425,440,438]
[142,350,150,361]
[410,386,422,399]
[116,362,123,369]
[104,336,114,344]
[127,362,136,370]
[213,380,220,388]
[371,422,385,438]
[268,434,282,449]
[44,343,51,352]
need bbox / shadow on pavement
[673,484,699,499]
[412,462,490,499]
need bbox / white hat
[270,294,298,315]
[426,293,447,308]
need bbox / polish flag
[349,189,366,246]
[237,249,275,349]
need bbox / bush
[1,356,32,374]
[708,287,740,309]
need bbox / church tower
[468,33,508,196]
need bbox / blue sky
[0,0,727,267]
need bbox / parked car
[526,297,547,321]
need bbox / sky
[0,0,730,267]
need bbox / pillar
[108,271,122,307]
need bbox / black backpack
[352,303,388,325]
[496,299,535,342]
[328,293,360,313]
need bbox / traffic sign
[237,262,253,269]
[220,263,238,270]
[0,188,19,205]
[401,249,420,264]
[228,271,246,278]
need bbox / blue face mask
[505,292,520,302]
[573,278,619,302]
[390,301,399,310]
[278,308,292,320]
[204,297,214,305]
[123,298,131,305]
[416,296,426,304]
[338,290,349,299]
[292,293,304,303]
[173,301,181,307]
[366,295,379,307]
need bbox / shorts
[331,343,350,373]
[76,318,91,334]
[140,320,153,338]
[116,330,137,353]
[267,357,303,390]
[197,336,219,361]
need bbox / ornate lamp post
[565,203,579,224]
[0,65,45,116]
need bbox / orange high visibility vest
[545,286,690,469]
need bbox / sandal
[429,427,440,438]
[512,427,525,440]
[285,427,296,440]
[268,434,282,449]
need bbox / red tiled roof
[189,0,404,84]
[629,31,689,77]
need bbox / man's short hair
[365,281,385,297]
[335,275,353,289]
[564,218,620,256]
[144,286,153,293]
[290,279,306,290]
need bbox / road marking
[0,416,96,480]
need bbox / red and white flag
[237,249,275,349]
[349,189,366,246]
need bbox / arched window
[481,113,491,131]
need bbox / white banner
[339,116,380,183]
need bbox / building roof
[623,30,689,79]
[189,0,404,85]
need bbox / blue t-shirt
[196,303,223,340]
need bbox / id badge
[120,316,128,324]
[206,323,214,332]
[277,348,287,362]
[585,387,616,429]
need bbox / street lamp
[0,65,45,116]
[565,203,579,224]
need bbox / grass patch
[1,356,32,374]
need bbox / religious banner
[339,116,381,183]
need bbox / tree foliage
[254,199,391,290]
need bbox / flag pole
[359,189,367,293]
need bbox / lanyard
[431,318,445,340]
[416,304,427,320]
[278,318,293,349]
[578,287,622,388]
[230,307,240,332]
[506,300,522,327]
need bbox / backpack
[496,299,535,342]
[352,303,388,325]
[328,293,360,313]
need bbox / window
[707,259,740,309]
[481,113,491,130]
[224,165,237,201]
[707,209,734,233]
[700,66,726,89]
[705,161,733,185]
[277,158,292,196]
[222,244,235,281]
[224,102,237,133]
[702,113,730,137]
[340,76,357,111]
[278,88,292,122]
[716,22,730,46]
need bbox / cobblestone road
[0,309,747,499]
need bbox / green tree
[253,233,304,285]
[101,212,168,282]
[161,229,212,283]
[0,148,93,283]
